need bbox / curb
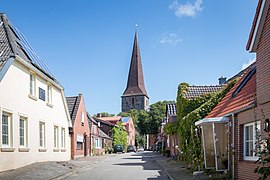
[151,155,174,180]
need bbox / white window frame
[1,112,12,148]
[39,122,45,148]
[244,121,261,161]
[19,117,28,147]
[95,138,102,149]
[54,126,59,149]
[47,83,52,105]
[61,128,65,149]
[29,72,36,97]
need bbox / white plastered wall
[0,59,71,172]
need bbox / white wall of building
[0,59,71,172]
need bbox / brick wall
[235,105,270,179]
[257,4,270,105]
[71,96,91,159]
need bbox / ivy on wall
[164,79,237,169]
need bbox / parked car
[114,145,124,153]
[137,146,144,152]
[127,145,136,152]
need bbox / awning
[195,116,229,126]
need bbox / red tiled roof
[206,64,256,118]
[97,116,121,124]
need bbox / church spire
[122,30,148,98]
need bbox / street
[66,151,169,180]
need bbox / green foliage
[164,122,177,135]
[175,80,237,168]
[135,134,145,147]
[254,128,270,179]
[118,109,140,129]
[93,112,115,118]
[147,101,168,134]
[112,122,128,149]
[118,101,175,135]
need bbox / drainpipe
[232,113,235,180]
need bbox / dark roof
[87,112,97,125]
[66,95,81,125]
[122,32,148,98]
[98,129,112,140]
[206,63,256,117]
[95,118,116,127]
[246,0,269,52]
[0,13,56,81]
[166,103,176,116]
[184,85,224,100]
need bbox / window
[2,112,12,147]
[76,134,83,150]
[131,98,135,107]
[61,128,65,149]
[244,122,260,161]
[81,112,84,126]
[95,138,102,148]
[29,73,36,96]
[93,125,97,134]
[39,122,45,148]
[19,117,27,147]
[54,126,59,149]
[47,83,52,104]
[77,142,83,150]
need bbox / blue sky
[1,0,257,115]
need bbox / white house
[0,13,72,172]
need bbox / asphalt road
[66,151,169,180]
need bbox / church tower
[121,31,149,112]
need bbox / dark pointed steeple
[121,30,149,112]
[122,31,148,97]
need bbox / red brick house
[66,94,90,159]
[195,1,270,178]
[165,103,179,157]
[96,115,122,125]
[87,114,112,155]
[121,117,135,145]
[95,118,116,138]
[195,64,255,177]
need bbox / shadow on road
[114,152,169,180]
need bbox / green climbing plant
[174,79,237,169]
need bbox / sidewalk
[151,153,209,180]
[0,154,114,180]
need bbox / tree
[93,112,115,118]
[135,134,145,147]
[118,109,140,129]
[112,122,128,149]
[145,101,175,134]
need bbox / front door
[84,134,87,156]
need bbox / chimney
[97,113,102,118]
[219,76,227,85]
